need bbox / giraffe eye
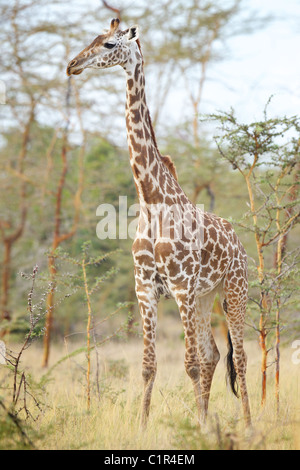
[104,43,116,49]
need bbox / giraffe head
[66,19,140,76]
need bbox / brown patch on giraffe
[203,214,213,227]
[205,240,214,253]
[209,271,222,283]
[182,257,195,276]
[131,109,141,124]
[142,269,154,281]
[143,123,151,141]
[208,226,218,242]
[201,265,212,277]
[210,257,219,270]
[132,164,141,179]
[130,134,142,153]
[219,256,229,272]
[154,242,173,262]
[174,275,189,287]
[152,163,159,179]
[134,63,141,81]
[129,92,141,107]
[140,174,163,204]
[218,231,227,248]
[127,78,134,91]
[167,259,181,277]
[134,128,144,139]
[135,253,155,267]
[164,195,174,206]
[135,146,148,166]
[132,238,153,254]
[148,146,156,165]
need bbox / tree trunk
[41,253,57,368]
[0,241,12,337]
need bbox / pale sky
[179,0,300,125]
[105,0,300,135]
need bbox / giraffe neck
[123,56,169,206]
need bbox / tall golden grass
[2,316,299,450]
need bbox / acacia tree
[41,75,85,368]
[208,107,300,408]
[0,1,41,332]
[0,0,116,355]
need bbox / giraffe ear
[110,18,120,33]
[127,25,139,42]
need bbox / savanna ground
[2,315,299,451]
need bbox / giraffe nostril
[69,60,77,67]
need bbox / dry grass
[2,316,299,450]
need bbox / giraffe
[67,18,251,428]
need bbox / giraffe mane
[161,155,178,181]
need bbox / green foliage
[0,402,36,450]
[207,106,300,343]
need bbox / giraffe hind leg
[195,291,220,425]
[222,267,252,428]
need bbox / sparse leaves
[210,105,300,407]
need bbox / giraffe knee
[142,364,157,384]
[185,359,200,382]
[199,344,220,368]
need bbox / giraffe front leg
[136,286,158,428]
[175,293,203,426]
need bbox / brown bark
[102,1,121,20]
[0,241,12,324]
[244,145,269,407]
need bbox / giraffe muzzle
[66,59,84,76]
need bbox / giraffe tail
[226,332,239,398]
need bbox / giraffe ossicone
[67,19,251,429]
